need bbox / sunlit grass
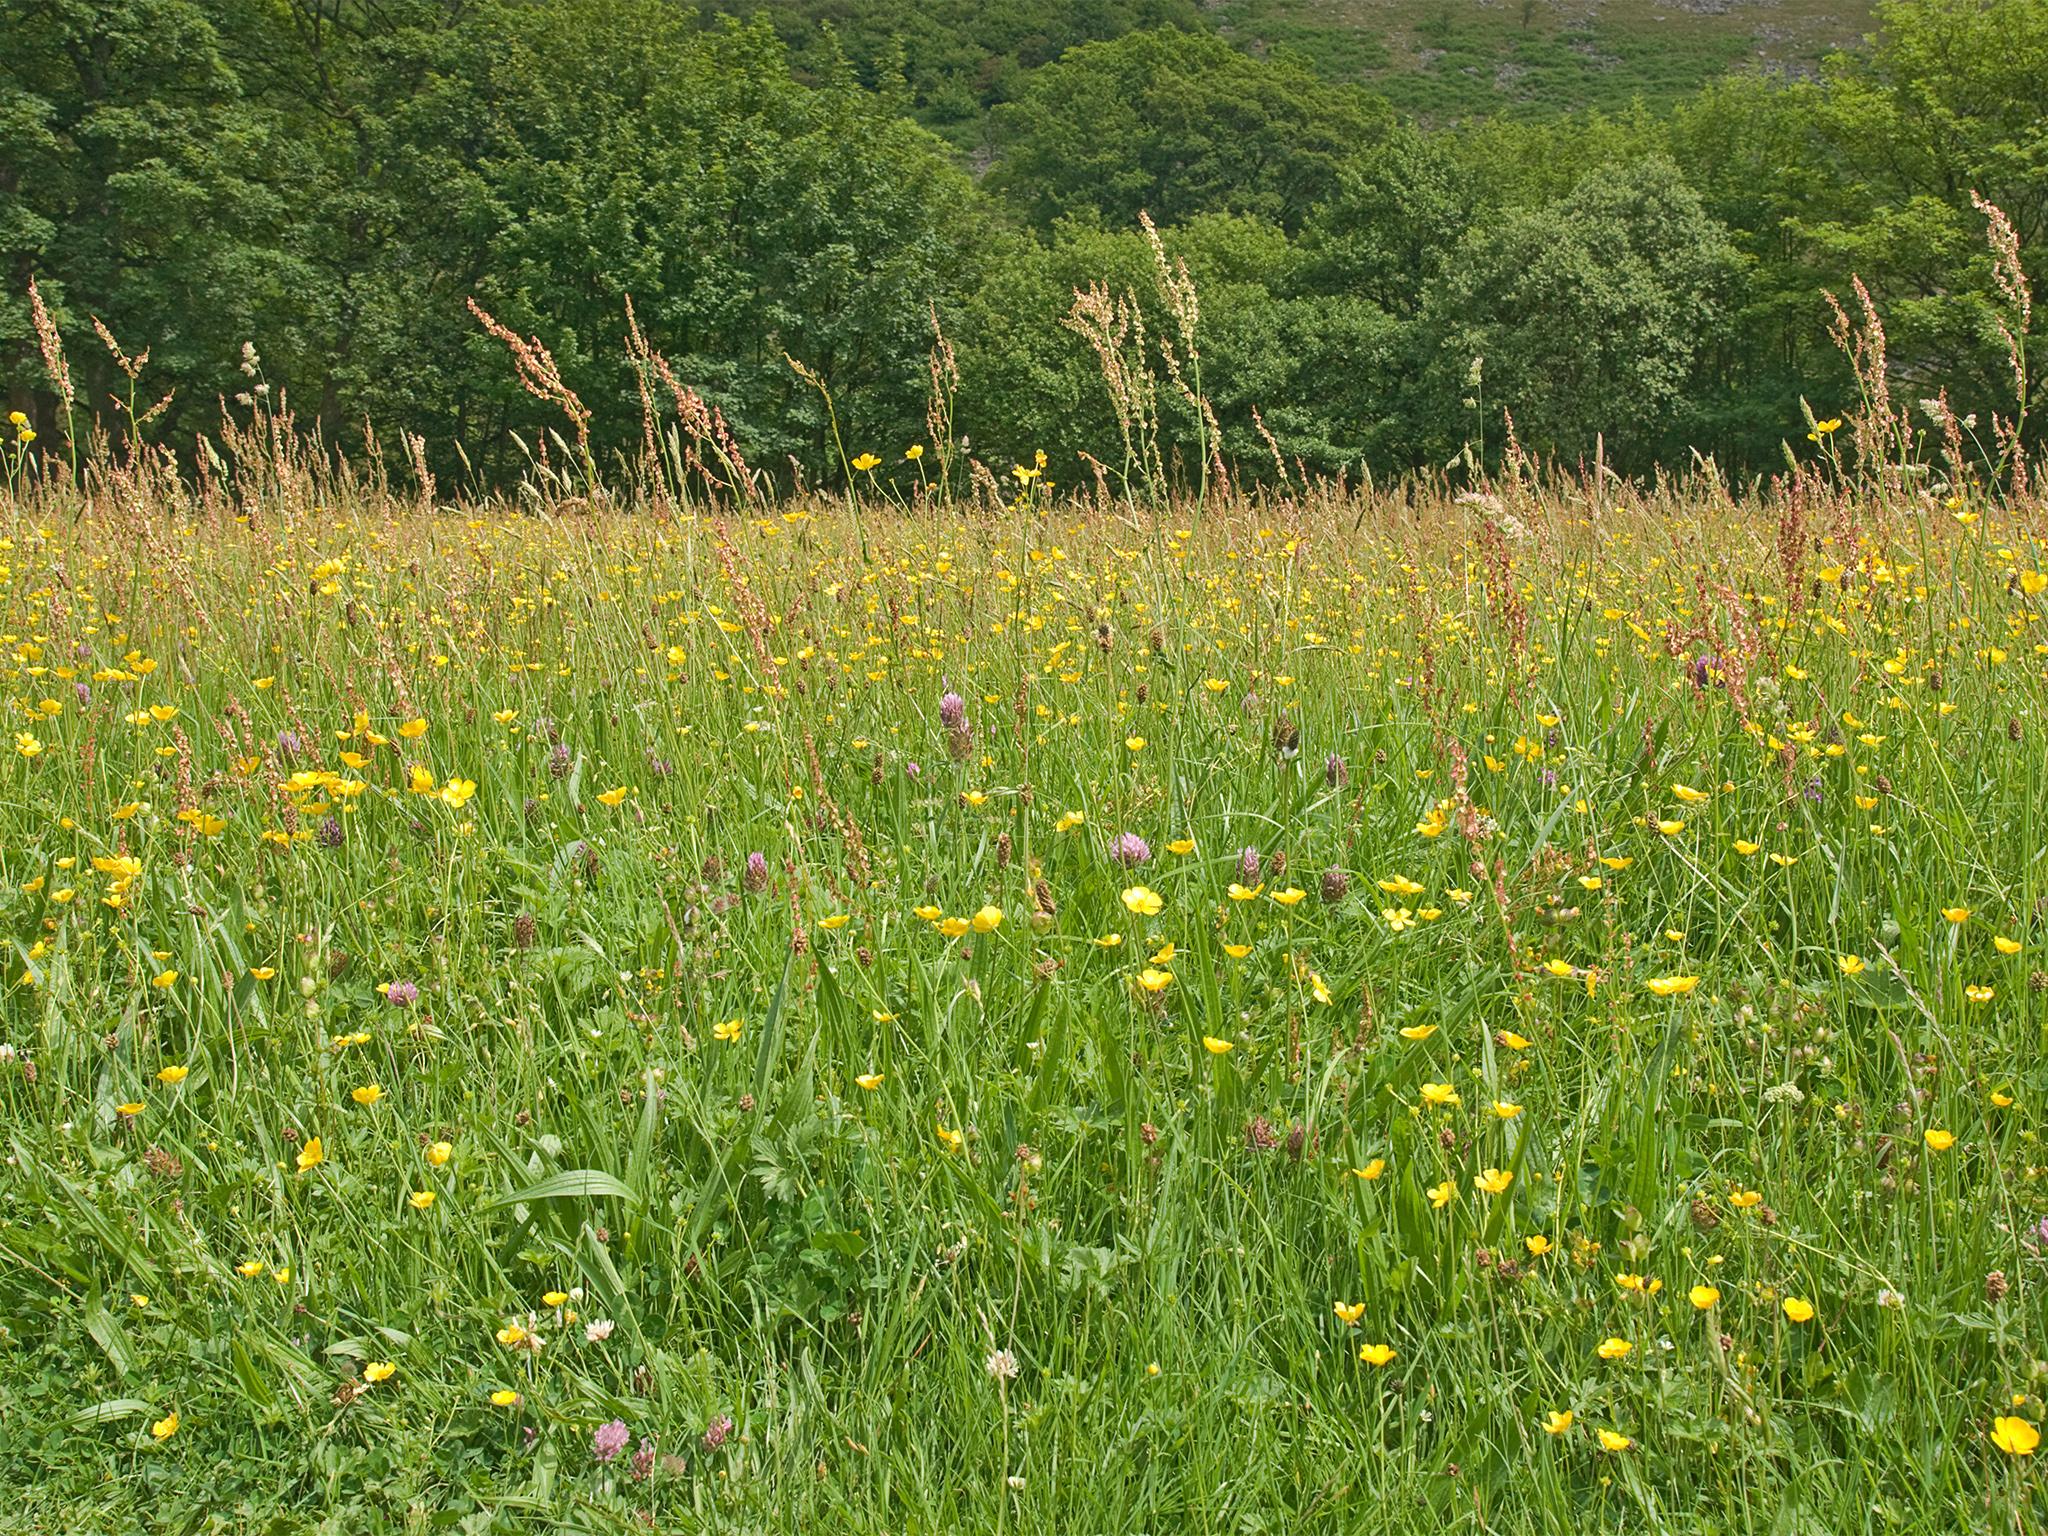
[0,480,2044,1530]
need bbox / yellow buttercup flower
[1993,1416,2041,1456]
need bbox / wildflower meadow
[2,195,2048,1534]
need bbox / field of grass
[1225,0,1878,117]
[2,447,2046,1530]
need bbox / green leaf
[82,1296,138,1379]
[67,1398,157,1428]
[751,946,795,1102]
[481,1169,640,1209]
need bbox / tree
[1420,157,1744,466]
[0,0,310,447]
[987,30,1396,233]
[1789,0,2048,423]
[955,213,1404,486]
[3,0,986,483]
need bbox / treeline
[1,0,2042,490]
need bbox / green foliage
[988,31,1397,233]
[722,0,1208,145]
[2,0,981,479]
[956,215,1406,478]
[1420,157,1746,463]
[1,0,2043,489]
[0,0,316,418]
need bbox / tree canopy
[1,0,2040,486]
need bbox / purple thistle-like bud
[592,1419,629,1464]
[1238,845,1262,885]
[938,691,966,732]
[317,814,344,848]
[1324,752,1347,788]
[276,730,302,759]
[631,1435,657,1482]
[384,979,418,1007]
[905,760,921,779]
[743,851,769,893]
[1110,832,1152,868]
[75,682,91,706]
[702,1413,734,1452]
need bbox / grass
[1224,0,1879,118]
[1,443,2046,1531]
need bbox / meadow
[2,362,2047,1532]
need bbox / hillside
[1218,0,1879,118]
[721,0,1879,141]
